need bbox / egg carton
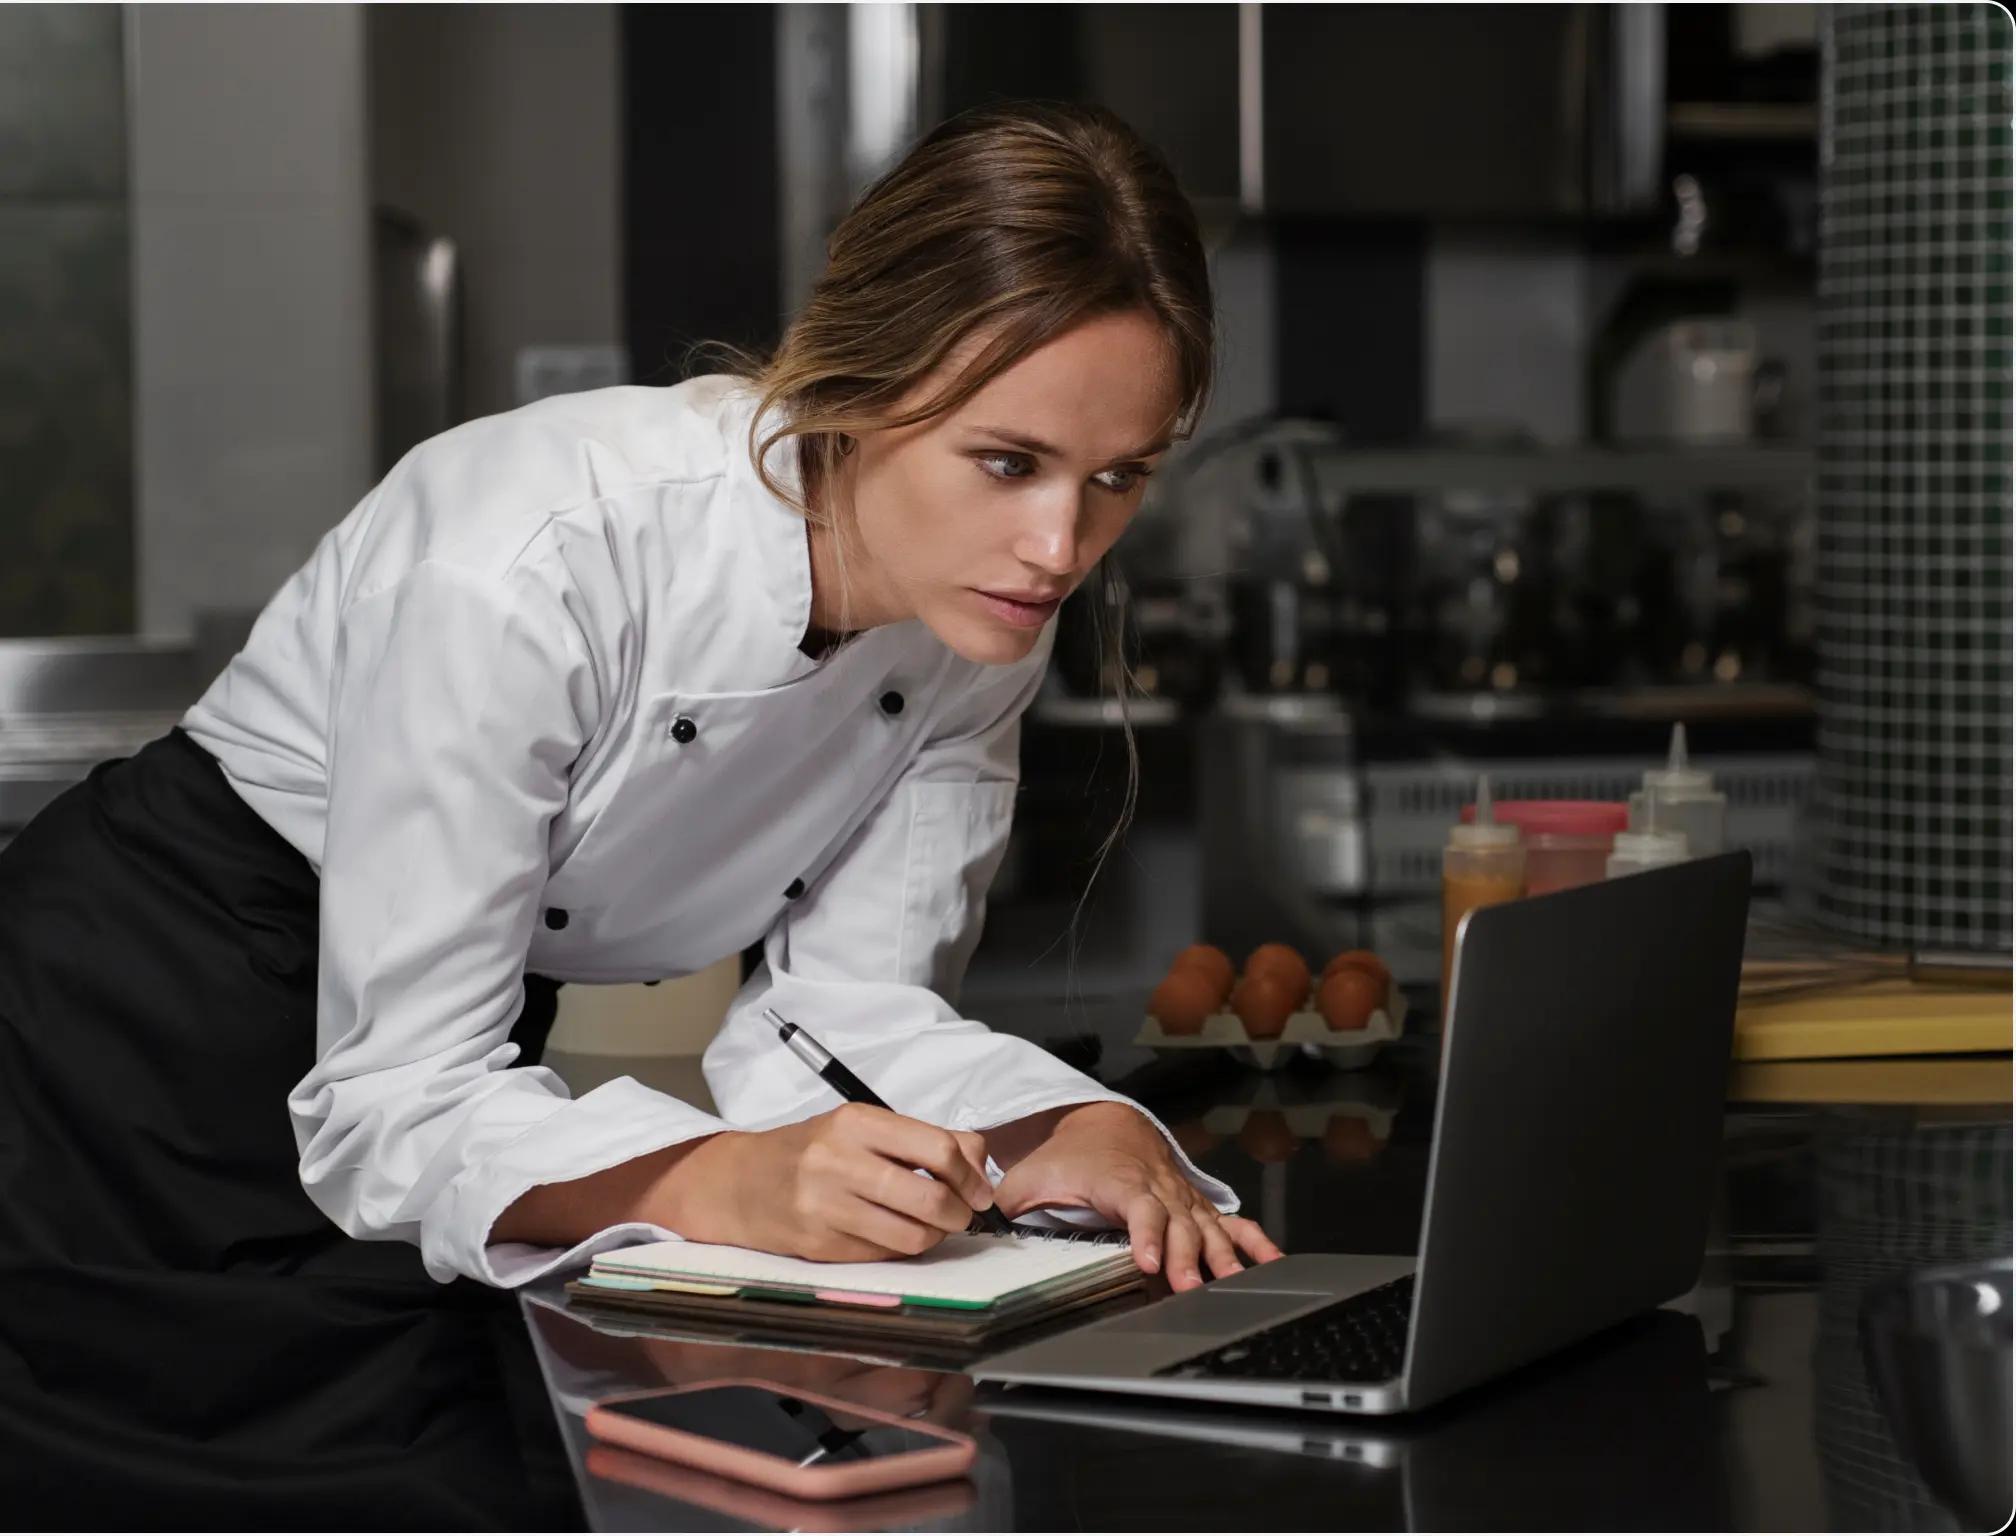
[1136,979,1408,1071]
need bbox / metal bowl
[1860,1257,2013,1530]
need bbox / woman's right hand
[671,1102,998,1263]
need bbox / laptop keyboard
[1153,1274,1416,1384]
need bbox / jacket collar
[723,382,824,679]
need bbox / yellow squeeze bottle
[1441,775,1525,1020]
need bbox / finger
[1221,1214,1286,1263]
[1191,1205,1245,1279]
[952,1130,998,1204]
[1163,1206,1206,1291]
[833,1193,952,1258]
[850,1151,977,1235]
[801,1228,906,1264]
[851,1110,997,1213]
[1124,1191,1169,1276]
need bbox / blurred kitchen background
[1,4,2008,1073]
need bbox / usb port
[1301,1391,1329,1406]
[1344,1393,1363,1407]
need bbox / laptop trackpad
[1096,1290,1316,1339]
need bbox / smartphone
[583,1378,977,1501]
[585,1444,978,1530]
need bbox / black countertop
[519,1037,2013,1532]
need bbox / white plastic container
[1607,823,1690,877]
[1628,723,1727,856]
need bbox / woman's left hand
[991,1101,1285,1291]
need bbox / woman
[0,100,1281,1341]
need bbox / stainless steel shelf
[1303,443,1813,494]
[1667,102,1819,142]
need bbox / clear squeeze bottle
[1607,793,1690,877]
[1628,723,1727,857]
[1442,775,1525,1019]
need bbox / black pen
[764,1006,1018,1237]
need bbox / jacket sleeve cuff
[429,1074,734,1288]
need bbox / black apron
[0,728,582,1528]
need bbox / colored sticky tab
[813,1289,904,1308]
[580,1274,661,1292]
[738,1286,818,1306]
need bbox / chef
[0,102,1281,1322]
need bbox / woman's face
[833,307,1184,666]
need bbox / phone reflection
[586,1444,976,1532]
[523,1295,1011,1529]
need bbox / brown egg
[1322,948,1394,996]
[1237,1109,1300,1164]
[1149,969,1220,1035]
[1170,943,1235,1003]
[1317,967,1384,1033]
[1230,972,1299,1039]
[1170,1119,1222,1159]
[1321,1114,1383,1165]
[1244,942,1312,1002]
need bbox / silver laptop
[972,849,1752,1415]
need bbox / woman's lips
[973,589,1062,628]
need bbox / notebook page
[590,1232,1124,1303]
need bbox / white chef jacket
[180,371,1237,1288]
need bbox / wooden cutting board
[1731,978,2013,1062]
[1728,1054,2011,1105]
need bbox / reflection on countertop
[519,1047,2011,1532]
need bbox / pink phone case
[583,1377,978,1501]
[585,1444,978,1529]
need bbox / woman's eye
[975,452,1033,481]
[974,453,1154,495]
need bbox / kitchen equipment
[372,207,461,475]
[1610,316,1788,446]
[1663,319,1762,441]
[1860,1258,2013,1531]
[1741,911,2016,1003]
[1404,439,1558,702]
[0,637,203,849]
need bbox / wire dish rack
[1360,752,1814,897]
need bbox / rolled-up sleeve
[292,559,733,1287]
[702,625,1237,1221]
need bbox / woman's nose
[1010,493,1085,576]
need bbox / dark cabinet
[924,3,1659,220]
[923,3,1241,205]
[1265,4,1590,218]
[1262,3,1667,220]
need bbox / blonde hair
[684,99,1218,924]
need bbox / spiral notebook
[586,1231,1134,1310]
